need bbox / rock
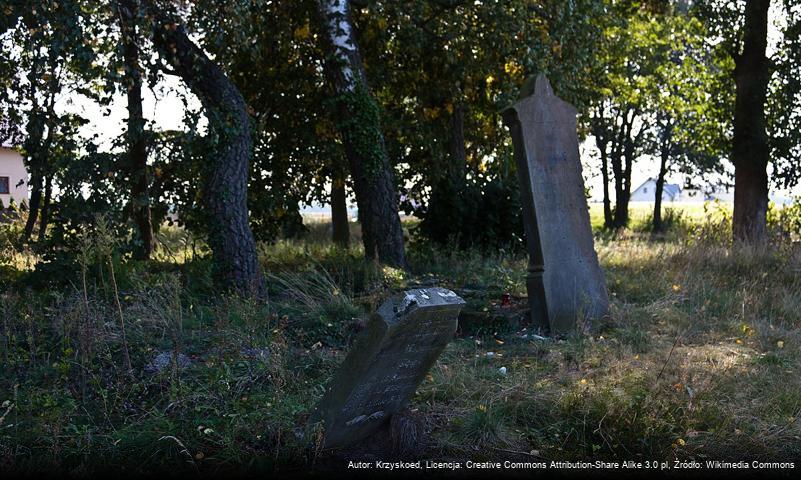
[240,347,271,361]
[144,351,191,374]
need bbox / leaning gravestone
[502,74,609,335]
[311,287,465,449]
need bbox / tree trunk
[331,172,350,248]
[23,174,42,239]
[652,123,672,233]
[610,151,626,228]
[613,186,630,228]
[37,174,51,242]
[23,118,54,241]
[22,50,58,243]
[601,153,612,228]
[21,40,42,241]
[612,110,636,229]
[148,1,265,296]
[618,127,636,228]
[591,111,613,228]
[449,102,467,181]
[608,111,625,229]
[118,0,155,260]
[318,0,407,269]
[653,161,666,233]
[732,0,770,243]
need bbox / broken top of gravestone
[310,287,465,449]
[502,74,609,335]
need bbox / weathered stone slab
[311,287,465,449]
[502,75,609,335]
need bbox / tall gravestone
[311,287,465,449]
[502,74,609,335]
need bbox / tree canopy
[1,0,800,270]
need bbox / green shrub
[414,176,525,250]
[768,197,801,241]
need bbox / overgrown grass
[1,206,801,474]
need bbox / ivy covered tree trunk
[732,0,770,243]
[318,0,407,268]
[118,0,155,260]
[148,1,265,296]
[331,171,350,248]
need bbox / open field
[1,209,800,475]
[587,201,729,229]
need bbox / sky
[62,75,194,143]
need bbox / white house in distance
[630,178,682,202]
[630,178,737,203]
[0,136,28,208]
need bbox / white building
[680,188,705,202]
[630,178,681,202]
[0,137,27,208]
[682,185,734,203]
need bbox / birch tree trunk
[317,0,407,268]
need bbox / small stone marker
[502,74,609,335]
[311,287,465,449]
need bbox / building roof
[663,184,681,198]
[635,178,681,198]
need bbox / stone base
[456,296,534,336]
[319,410,428,462]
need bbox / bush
[633,207,690,235]
[414,176,525,251]
[686,200,732,247]
[768,197,801,241]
